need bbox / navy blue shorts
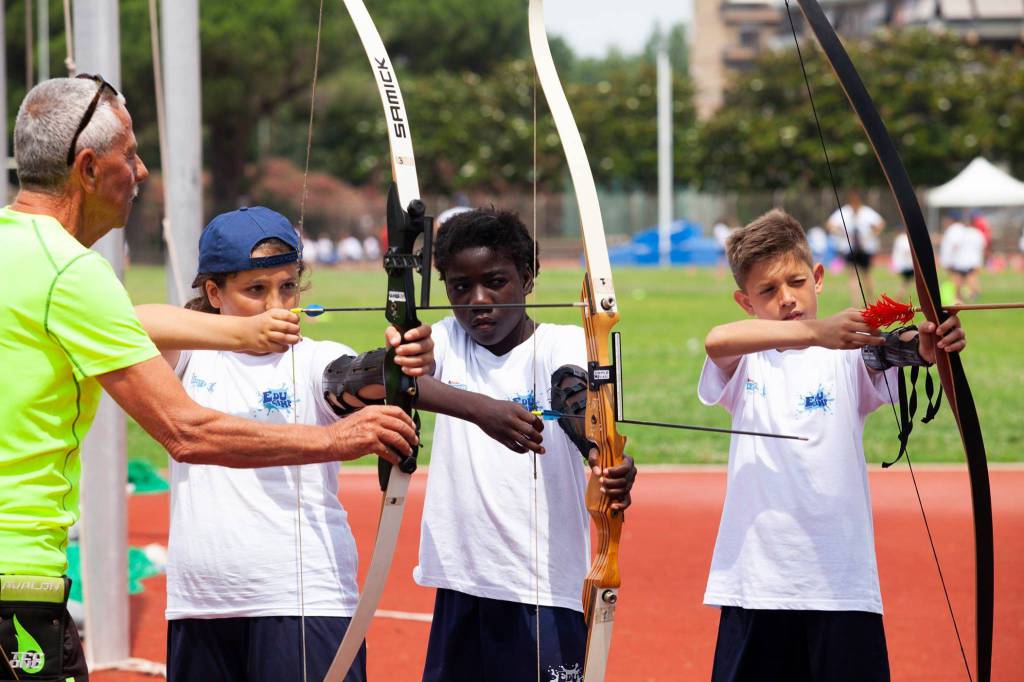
[422,588,587,682]
[167,616,365,682]
[711,607,890,682]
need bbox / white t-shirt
[337,237,365,261]
[891,233,913,273]
[698,347,897,614]
[165,339,361,619]
[940,222,986,272]
[414,318,590,612]
[828,204,883,254]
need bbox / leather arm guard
[550,365,595,460]
[323,348,387,416]
[861,326,945,467]
[862,325,931,371]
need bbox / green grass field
[124,263,1024,467]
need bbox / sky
[544,0,694,57]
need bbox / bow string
[784,3,994,679]
[322,1,430,678]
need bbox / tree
[695,28,1016,190]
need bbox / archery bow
[785,3,994,680]
[528,2,626,679]
[322,1,430,679]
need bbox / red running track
[96,467,1023,681]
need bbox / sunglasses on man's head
[66,74,120,167]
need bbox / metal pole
[37,0,50,80]
[160,0,202,305]
[25,0,34,86]
[656,44,673,267]
[73,0,130,667]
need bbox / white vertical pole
[657,45,673,267]
[1,1,7,207]
[74,0,130,666]
[37,0,50,80]
[160,0,202,304]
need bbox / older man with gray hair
[0,76,422,679]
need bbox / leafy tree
[374,0,527,74]
[695,29,1015,190]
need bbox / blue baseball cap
[198,206,301,274]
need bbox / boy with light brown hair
[699,209,965,682]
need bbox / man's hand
[242,309,302,354]
[814,308,886,350]
[588,451,636,511]
[917,313,966,363]
[385,323,434,377]
[471,397,545,454]
[326,405,419,464]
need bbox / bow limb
[789,3,993,680]
[528,2,627,679]
[323,1,425,679]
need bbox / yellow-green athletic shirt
[0,207,159,576]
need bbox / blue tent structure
[607,220,722,266]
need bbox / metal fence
[123,183,1024,264]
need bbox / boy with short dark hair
[700,208,965,682]
[413,207,637,682]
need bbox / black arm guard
[862,325,931,371]
[550,365,595,460]
[323,347,387,416]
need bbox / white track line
[375,609,433,623]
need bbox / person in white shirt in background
[302,236,318,264]
[806,225,830,264]
[316,233,337,266]
[890,232,914,300]
[939,212,986,303]
[713,217,736,274]
[362,234,381,260]
[826,190,885,304]
[337,233,365,262]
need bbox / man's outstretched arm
[98,356,417,468]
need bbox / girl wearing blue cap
[156,206,434,682]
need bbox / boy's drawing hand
[589,452,636,511]
[917,313,966,362]
[385,323,435,377]
[244,309,302,354]
[815,308,885,350]
[475,398,545,454]
[327,405,419,464]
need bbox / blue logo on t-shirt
[744,378,766,398]
[799,385,835,414]
[510,391,539,412]
[189,375,216,393]
[259,385,294,416]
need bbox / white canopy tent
[927,157,1024,207]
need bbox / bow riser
[582,277,627,597]
[791,3,993,679]
[580,275,627,682]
